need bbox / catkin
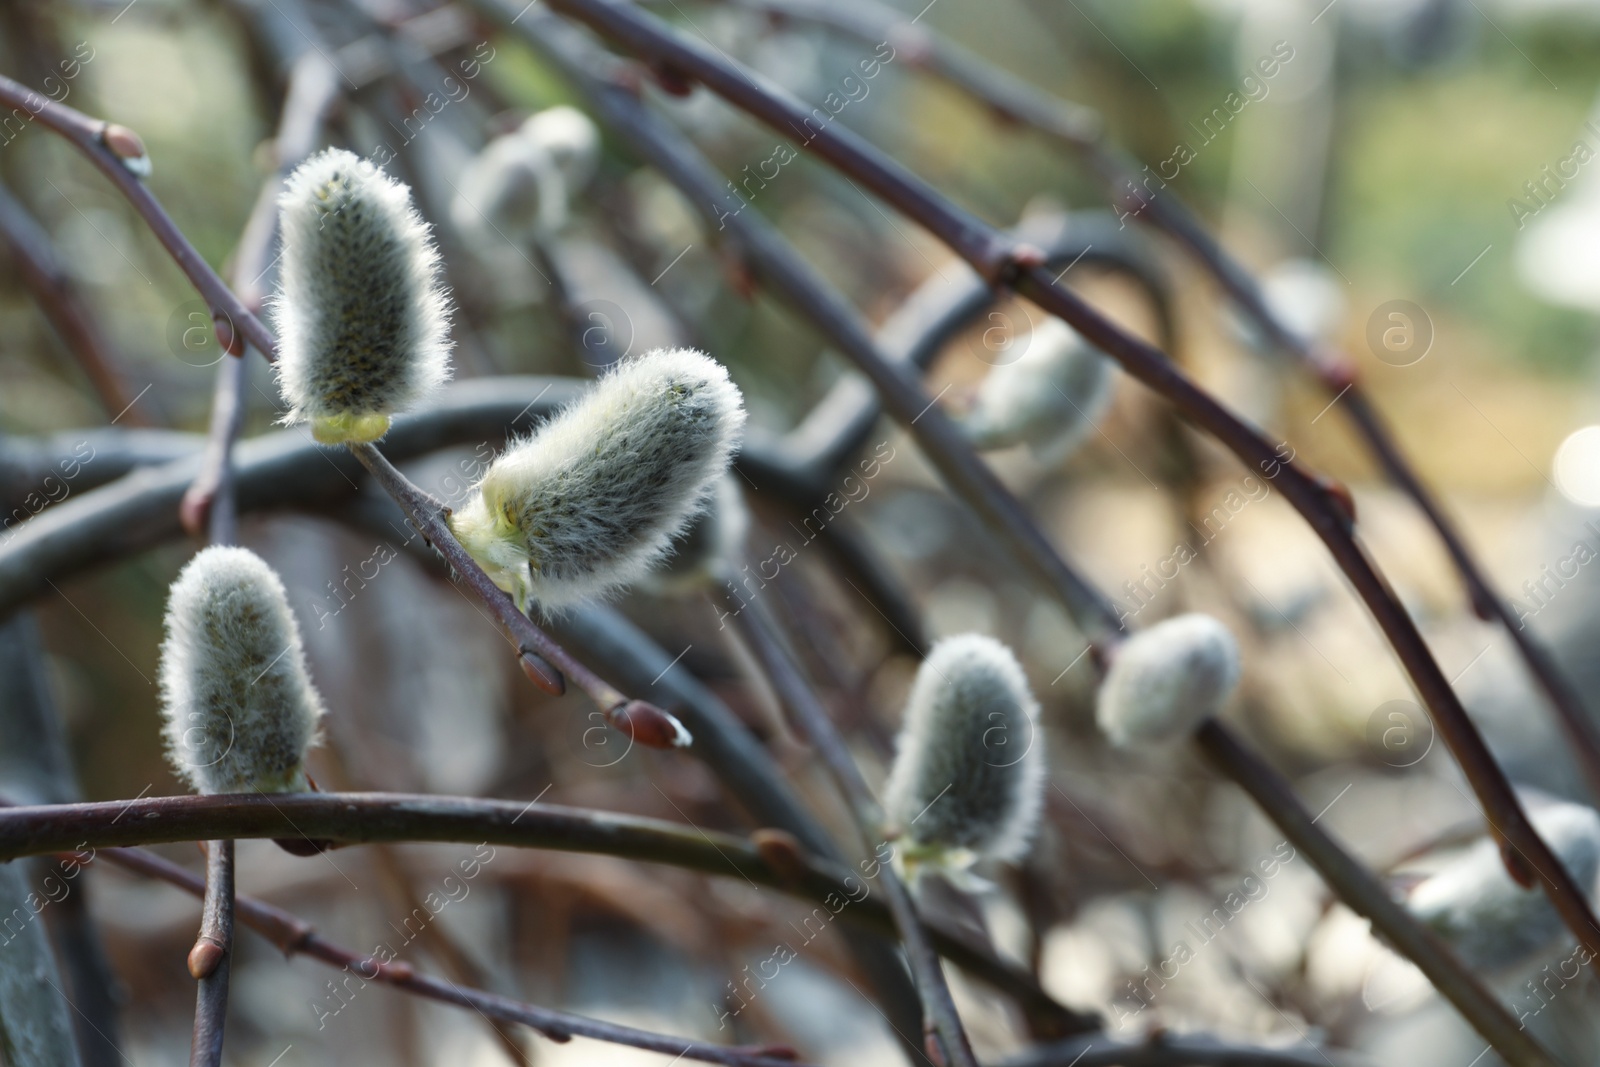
[450,348,745,612]
[962,317,1115,460]
[273,148,452,444]
[883,634,1045,881]
[159,546,324,795]
[1096,613,1240,748]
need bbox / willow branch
[0,178,149,426]
[523,0,1600,970]
[181,52,340,544]
[0,415,1052,1040]
[723,584,976,1067]
[187,840,233,1067]
[1193,720,1556,1067]
[0,74,276,360]
[726,0,1600,824]
[97,845,805,1067]
[997,1032,1335,1067]
[0,790,1075,1018]
[345,441,696,749]
[474,0,1123,646]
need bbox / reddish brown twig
[0,179,150,426]
[517,0,1600,970]
[181,53,340,544]
[98,844,806,1067]
[186,839,234,1067]
[0,74,276,360]
[344,441,689,747]
[722,581,978,1067]
[723,0,1600,816]
[1193,721,1555,1067]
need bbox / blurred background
[6,0,1600,1063]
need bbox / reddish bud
[736,1045,799,1061]
[187,937,225,979]
[1500,839,1538,890]
[273,836,335,856]
[214,311,245,357]
[102,123,150,177]
[178,486,211,539]
[1009,243,1047,271]
[889,26,934,67]
[606,700,692,749]
[518,649,566,695]
[379,959,416,981]
[648,61,695,97]
[1312,345,1359,392]
[1315,474,1357,527]
[923,1025,949,1067]
[751,828,809,885]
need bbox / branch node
[272,836,334,856]
[750,828,809,886]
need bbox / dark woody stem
[721,582,979,1067]
[517,0,1600,971]
[1193,719,1557,1067]
[719,0,1600,828]
[102,844,808,1067]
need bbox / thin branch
[0,74,277,360]
[181,52,340,544]
[723,582,977,1067]
[0,410,1068,1036]
[473,0,1123,646]
[1192,720,1557,1067]
[726,0,1600,832]
[345,441,693,747]
[96,845,806,1067]
[0,788,1082,1024]
[997,1032,1337,1067]
[518,0,1600,970]
[187,839,234,1067]
[0,178,150,426]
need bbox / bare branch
[1194,720,1557,1067]
[723,585,977,1066]
[0,178,149,427]
[0,74,276,360]
[99,845,806,1067]
[512,0,1600,972]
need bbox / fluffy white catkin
[451,106,600,242]
[647,475,749,593]
[450,348,746,612]
[1096,613,1240,748]
[159,546,324,795]
[883,634,1045,881]
[1408,800,1600,972]
[962,317,1115,460]
[272,148,451,444]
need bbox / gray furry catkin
[1096,613,1240,748]
[451,106,600,241]
[273,148,451,444]
[450,348,745,612]
[1409,799,1600,972]
[962,317,1115,461]
[883,634,1044,883]
[159,547,324,794]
